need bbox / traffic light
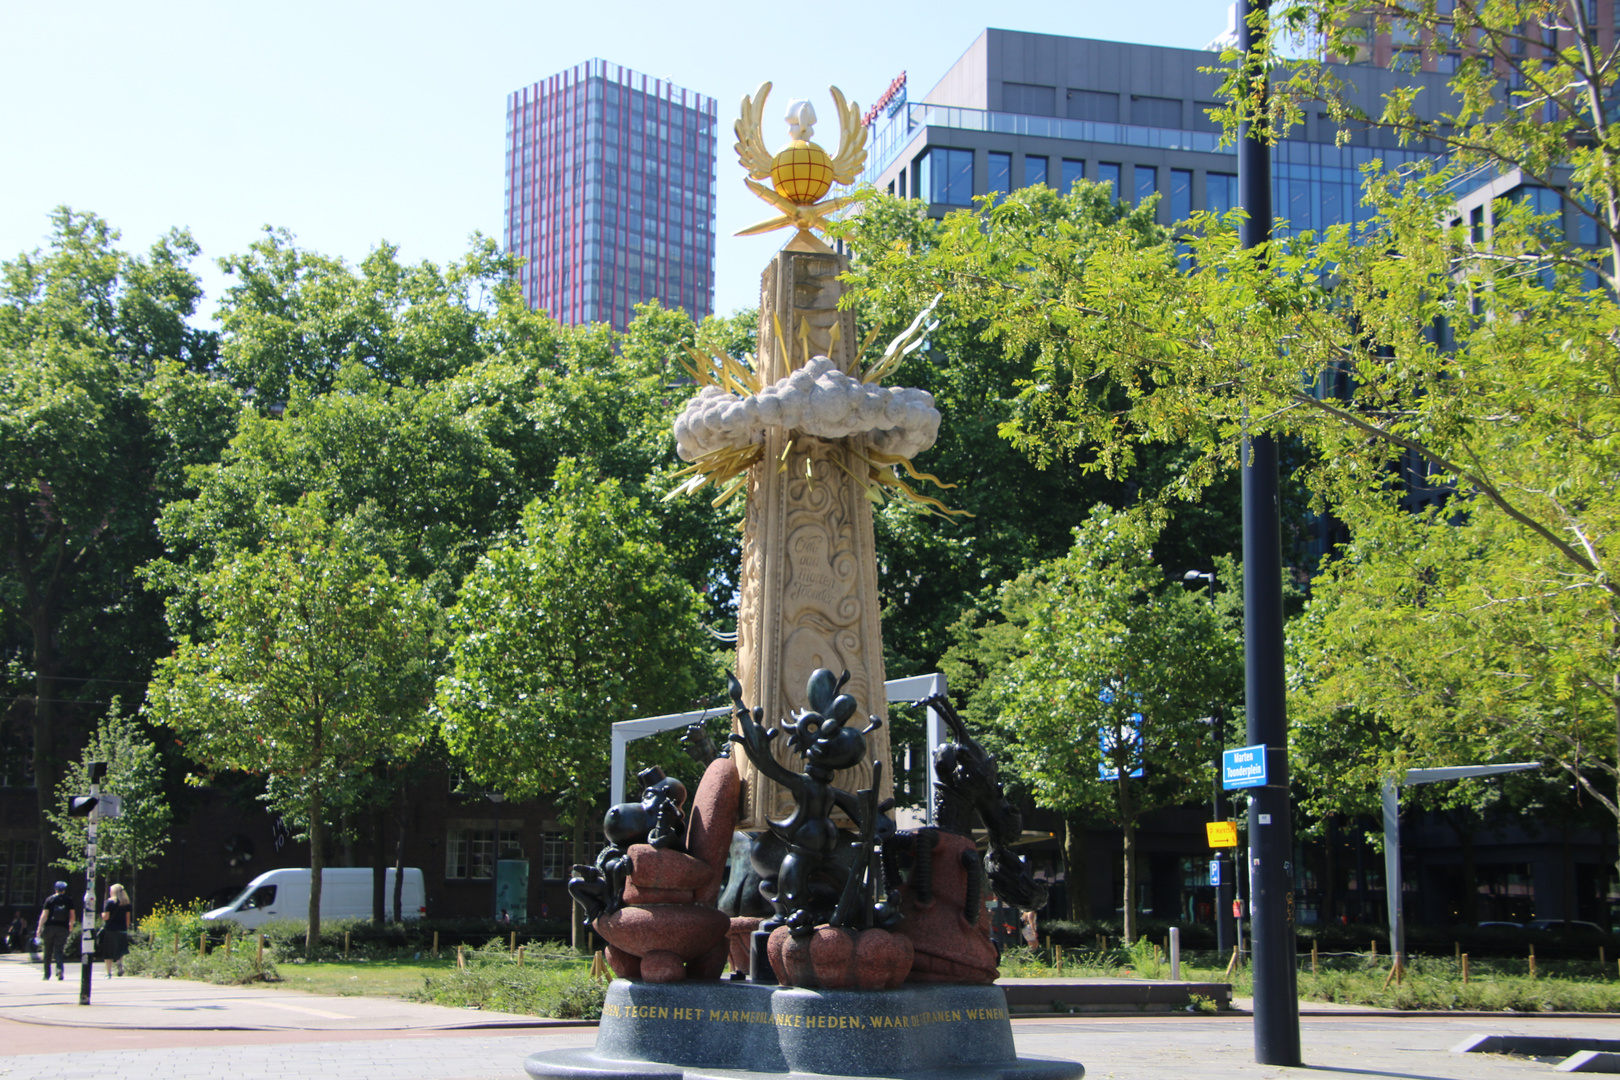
[68,795,98,817]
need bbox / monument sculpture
[527,82,1082,1080]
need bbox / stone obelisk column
[732,247,892,831]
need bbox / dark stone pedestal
[524,980,1083,1080]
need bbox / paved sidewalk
[4,952,1618,1079]
[0,952,566,1032]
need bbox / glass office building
[506,60,717,330]
[861,30,1457,240]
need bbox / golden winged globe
[733,83,868,239]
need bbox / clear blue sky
[0,0,1235,324]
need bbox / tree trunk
[572,790,590,954]
[1118,776,1137,945]
[392,776,407,924]
[30,635,63,879]
[1459,828,1478,926]
[1063,816,1091,922]
[371,801,386,925]
[307,787,323,957]
[1322,816,1339,925]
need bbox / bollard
[1311,939,1318,976]
[199,932,206,956]
[433,931,439,958]
[1055,944,1063,974]
[344,931,350,959]
[1529,946,1536,980]
[1454,941,1460,964]
[1169,927,1181,981]
[1370,939,1377,958]
[457,945,465,971]
[517,945,525,966]
[225,930,232,956]
[510,931,517,953]
[1462,953,1469,985]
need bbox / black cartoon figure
[727,668,887,935]
[566,765,690,926]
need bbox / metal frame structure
[609,673,947,820]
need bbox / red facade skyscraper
[505,59,717,330]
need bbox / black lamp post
[1183,569,1235,960]
[1238,0,1301,1063]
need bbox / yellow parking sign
[1206,821,1238,848]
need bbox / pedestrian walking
[101,883,131,977]
[35,881,76,981]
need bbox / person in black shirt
[101,883,131,976]
[35,881,76,981]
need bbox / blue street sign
[1222,744,1268,789]
[1208,858,1222,886]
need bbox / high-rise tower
[505,60,717,330]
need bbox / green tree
[0,208,237,873]
[838,3,1620,879]
[833,188,1255,685]
[986,510,1242,942]
[145,499,439,953]
[435,460,714,950]
[47,707,172,905]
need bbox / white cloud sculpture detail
[674,357,940,463]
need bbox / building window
[1470,205,1486,244]
[1024,156,1048,188]
[1098,163,1121,200]
[446,827,523,880]
[1061,159,1085,192]
[1193,101,1223,135]
[1132,95,1182,129]
[1171,169,1193,221]
[988,152,1011,200]
[921,147,973,205]
[1066,89,1120,123]
[6,838,38,905]
[1208,172,1238,216]
[1003,82,1057,116]
[1134,166,1158,205]
[542,833,569,881]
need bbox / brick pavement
[3,952,1615,1078]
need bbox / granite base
[524,980,1083,1080]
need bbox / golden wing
[733,81,775,180]
[828,85,868,185]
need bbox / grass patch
[407,940,606,1019]
[998,940,1620,1012]
[266,955,457,997]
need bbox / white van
[202,868,425,929]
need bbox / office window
[1134,166,1158,205]
[542,833,569,880]
[1067,89,1120,122]
[1208,172,1238,216]
[1193,101,1223,134]
[7,839,38,905]
[923,147,974,205]
[1132,95,1182,129]
[446,827,523,880]
[1098,162,1121,200]
[1470,205,1486,244]
[1061,159,1085,191]
[988,152,1011,200]
[1023,155,1047,188]
[1170,169,1193,221]
[1003,82,1057,116]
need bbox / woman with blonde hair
[101,883,131,976]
